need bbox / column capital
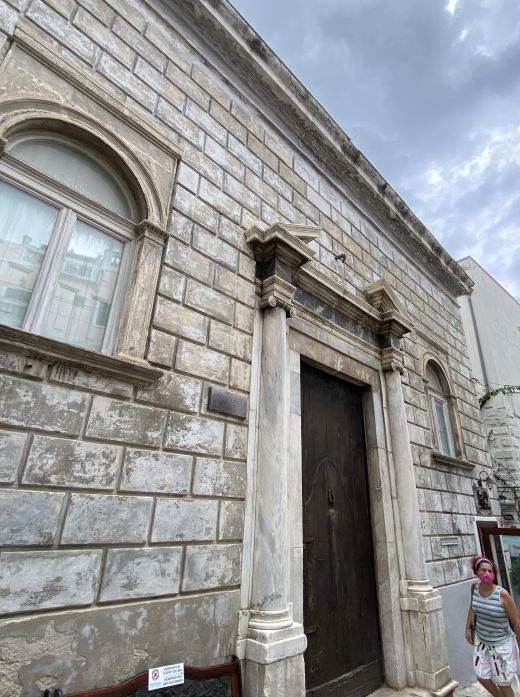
[381,346,405,373]
[246,222,319,317]
[258,275,297,316]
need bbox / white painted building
[459,257,520,520]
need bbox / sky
[231,0,520,301]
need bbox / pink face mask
[478,571,494,584]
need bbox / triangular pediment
[365,279,406,315]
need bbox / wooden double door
[301,363,383,697]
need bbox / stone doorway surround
[237,223,458,697]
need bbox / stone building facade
[0,1,494,696]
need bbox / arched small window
[425,362,455,457]
[0,133,137,353]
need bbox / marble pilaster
[244,223,317,697]
[383,346,456,695]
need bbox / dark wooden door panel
[301,363,383,697]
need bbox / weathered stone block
[137,372,201,412]
[209,321,252,360]
[158,266,186,301]
[113,16,166,71]
[98,54,155,111]
[192,226,239,270]
[204,138,245,181]
[154,296,208,343]
[0,0,18,33]
[61,494,153,544]
[228,134,262,175]
[27,0,96,63]
[199,179,241,223]
[264,129,293,168]
[48,364,133,398]
[0,430,26,483]
[234,301,254,334]
[147,329,176,368]
[224,424,248,460]
[247,132,278,170]
[182,143,223,187]
[185,280,235,323]
[164,413,224,456]
[0,490,64,545]
[0,349,47,378]
[0,551,102,614]
[0,591,240,694]
[134,57,185,110]
[192,64,232,108]
[23,436,122,489]
[166,62,210,110]
[186,99,227,144]
[209,101,246,142]
[0,375,88,435]
[182,544,242,591]
[176,161,199,193]
[152,499,218,542]
[73,8,135,68]
[164,239,213,285]
[214,267,255,307]
[86,396,166,447]
[229,359,251,392]
[192,458,247,498]
[157,100,206,145]
[99,547,182,602]
[120,449,192,494]
[175,341,229,384]
[218,501,245,540]
[223,175,261,216]
[173,184,218,232]
[245,169,277,208]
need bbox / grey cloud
[232,0,520,298]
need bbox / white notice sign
[148,662,184,690]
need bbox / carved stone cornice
[259,275,297,316]
[247,223,319,314]
[365,279,413,340]
[381,346,405,374]
[135,219,169,245]
[246,223,318,268]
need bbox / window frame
[429,391,455,457]
[0,138,139,354]
[423,357,468,465]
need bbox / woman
[465,555,520,697]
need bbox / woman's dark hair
[471,555,497,581]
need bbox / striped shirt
[472,584,510,645]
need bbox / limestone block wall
[0,0,492,692]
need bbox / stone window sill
[431,451,475,471]
[0,325,162,386]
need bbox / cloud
[232,0,520,299]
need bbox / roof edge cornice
[170,0,473,297]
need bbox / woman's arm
[500,589,520,643]
[466,604,475,644]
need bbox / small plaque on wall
[208,386,248,419]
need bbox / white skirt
[473,634,520,686]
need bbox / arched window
[0,133,137,353]
[425,361,455,457]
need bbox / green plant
[479,385,520,409]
